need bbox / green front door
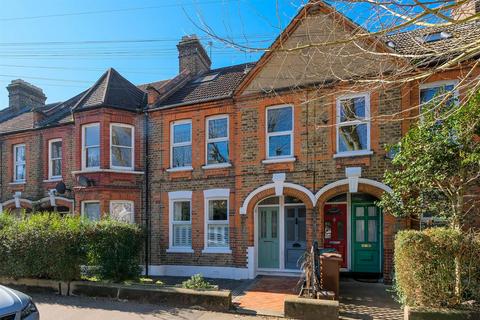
[258,206,279,269]
[352,203,382,273]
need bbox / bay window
[13,144,26,182]
[110,201,134,223]
[110,124,134,170]
[336,93,371,156]
[206,116,229,165]
[48,139,62,180]
[82,123,100,169]
[171,120,192,169]
[266,105,293,159]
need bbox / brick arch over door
[314,178,403,283]
[1,198,33,210]
[239,183,316,247]
[37,197,74,212]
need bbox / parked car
[0,285,39,319]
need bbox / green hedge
[395,228,480,309]
[0,213,144,282]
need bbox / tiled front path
[233,276,403,320]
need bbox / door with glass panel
[323,203,347,268]
[285,206,306,269]
[352,204,381,273]
[258,207,279,269]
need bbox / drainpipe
[143,111,150,276]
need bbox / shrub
[0,213,87,281]
[182,274,214,290]
[395,228,480,309]
[86,219,143,282]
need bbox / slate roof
[72,68,146,112]
[154,63,254,108]
[385,20,480,62]
[137,79,170,93]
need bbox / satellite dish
[55,182,67,194]
[77,175,92,187]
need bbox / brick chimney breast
[177,34,211,76]
[7,79,46,111]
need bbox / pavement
[32,292,279,320]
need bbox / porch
[232,275,403,319]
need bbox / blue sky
[0,0,305,107]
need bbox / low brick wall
[0,278,232,312]
[284,296,339,320]
[405,306,480,320]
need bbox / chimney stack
[177,35,211,76]
[7,79,46,111]
[452,0,480,20]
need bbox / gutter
[147,93,233,112]
[143,111,151,276]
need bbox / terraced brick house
[0,1,478,283]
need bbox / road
[32,292,278,320]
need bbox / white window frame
[109,200,134,224]
[170,120,192,170]
[81,200,101,221]
[265,105,294,160]
[110,123,134,171]
[48,138,62,180]
[419,80,459,110]
[203,188,231,254]
[13,144,26,182]
[167,191,193,253]
[335,93,372,158]
[82,123,100,170]
[205,115,230,167]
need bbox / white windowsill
[166,166,193,173]
[262,157,296,164]
[72,169,145,175]
[333,150,373,158]
[202,248,232,254]
[44,178,62,183]
[202,163,232,170]
[166,248,194,253]
[9,181,26,185]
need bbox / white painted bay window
[336,93,372,157]
[48,139,62,180]
[206,116,229,166]
[13,144,26,182]
[168,191,193,253]
[203,189,230,253]
[110,200,134,223]
[82,123,100,169]
[82,201,101,221]
[110,123,134,170]
[170,120,192,170]
[266,105,293,160]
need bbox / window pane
[51,141,62,158]
[111,202,134,223]
[261,210,267,238]
[207,141,229,164]
[208,118,228,139]
[173,123,191,144]
[84,203,100,221]
[209,200,227,221]
[368,206,377,216]
[258,197,279,205]
[111,146,132,167]
[16,164,25,180]
[268,134,291,157]
[86,146,100,167]
[420,85,456,106]
[356,220,365,242]
[338,123,368,152]
[173,201,190,221]
[340,97,365,122]
[267,107,292,132]
[85,125,100,146]
[297,207,306,218]
[52,159,62,177]
[356,207,364,217]
[16,146,25,162]
[271,210,278,238]
[112,126,132,147]
[207,224,229,247]
[298,219,306,241]
[173,224,192,247]
[285,196,302,204]
[287,208,296,218]
[337,221,344,240]
[172,145,192,167]
[286,219,295,241]
[368,220,377,242]
[325,221,332,239]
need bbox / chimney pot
[7,79,46,111]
